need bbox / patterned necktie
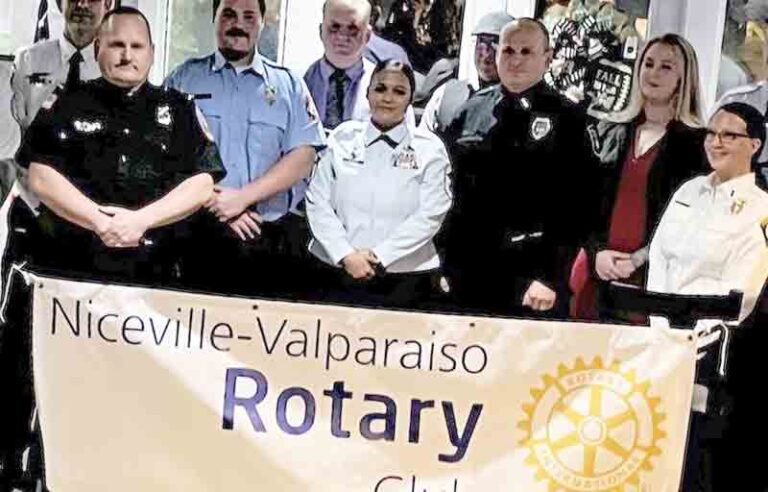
[66,50,83,89]
[325,68,347,129]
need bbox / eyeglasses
[326,25,363,39]
[705,129,752,144]
[475,38,499,52]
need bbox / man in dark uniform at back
[16,6,225,285]
[442,18,593,318]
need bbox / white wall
[281,0,325,74]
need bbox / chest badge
[731,198,746,215]
[72,119,104,134]
[394,147,418,170]
[530,116,553,141]
[265,84,277,106]
[156,104,172,127]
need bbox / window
[378,0,465,75]
[716,1,767,99]
[0,0,13,55]
[537,0,650,114]
[164,0,283,76]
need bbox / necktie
[325,68,347,129]
[66,50,83,89]
[368,134,399,149]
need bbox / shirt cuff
[371,245,395,269]
[327,242,357,266]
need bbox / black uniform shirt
[17,78,225,206]
[442,81,594,306]
[15,78,226,279]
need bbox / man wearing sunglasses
[305,0,374,131]
[419,11,513,135]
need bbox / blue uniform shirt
[165,51,326,222]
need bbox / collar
[699,172,756,198]
[320,57,365,83]
[94,77,150,103]
[213,50,265,77]
[58,33,95,64]
[499,80,546,110]
[365,120,409,148]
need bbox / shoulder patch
[41,92,58,111]
[262,58,291,73]
[305,94,319,122]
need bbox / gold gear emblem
[519,357,666,491]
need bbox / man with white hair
[304,0,375,129]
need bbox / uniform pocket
[246,110,287,176]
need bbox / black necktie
[325,68,347,129]
[66,50,83,89]
[368,134,398,149]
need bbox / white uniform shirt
[12,34,100,131]
[306,119,452,273]
[648,172,768,327]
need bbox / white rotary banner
[31,275,697,491]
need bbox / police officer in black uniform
[441,18,594,318]
[16,6,225,285]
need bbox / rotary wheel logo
[519,357,666,491]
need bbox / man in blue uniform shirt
[165,0,326,297]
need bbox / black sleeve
[538,107,597,290]
[168,97,226,186]
[15,90,70,172]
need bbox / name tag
[72,119,104,134]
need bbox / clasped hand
[94,206,149,248]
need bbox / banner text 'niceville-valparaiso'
[49,297,488,463]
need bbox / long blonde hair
[610,33,703,127]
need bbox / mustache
[225,28,249,39]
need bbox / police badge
[530,116,552,141]
[156,104,172,127]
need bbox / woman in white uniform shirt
[647,102,768,492]
[648,102,768,326]
[306,59,452,308]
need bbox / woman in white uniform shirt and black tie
[306,59,452,309]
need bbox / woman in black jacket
[571,33,708,321]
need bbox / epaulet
[262,57,291,73]
[16,38,58,57]
[474,85,497,98]
[721,80,767,99]
[331,119,365,138]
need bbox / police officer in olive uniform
[17,7,225,284]
[442,18,593,318]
